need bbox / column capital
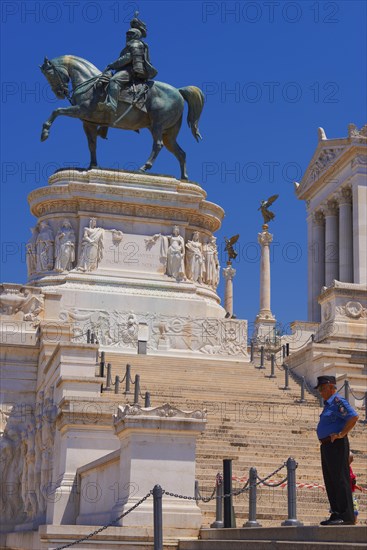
[338,186,352,205]
[258,230,273,246]
[312,210,324,225]
[222,265,236,281]
[322,199,338,216]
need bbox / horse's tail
[178,86,204,142]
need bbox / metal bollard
[284,364,290,390]
[99,351,105,377]
[300,377,306,403]
[125,364,131,393]
[106,363,112,389]
[250,341,254,362]
[270,354,276,378]
[134,374,140,405]
[153,484,163,550]
[311,333,315,342]
[145,391,151,407]
[281,457,303,526]
[344,379,350,402]
[114,376,120,394]
[259,346,265,369]
[194,480,199,502]
[286,343,290,356]
[243,467,261,527]
[223,459,233,528]
[282,344,286,359]
[211,473,224,528]
[87,329,91,343]
[91,332,95,344]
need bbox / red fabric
[350,466,356,492]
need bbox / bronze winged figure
[224,234,240,262]
[258,194,279,224]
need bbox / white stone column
[323,200,339,287]
[352,178,367,284]
[223,264,236,315]
[338,187,353,283]
[309,210,325,322]
[258,228,273,316]
[254,227,275,341]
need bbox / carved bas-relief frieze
[115,402,207,420]
[65,308,247,356]
[0,389,57,526]
[0,284,44,322]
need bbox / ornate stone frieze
[306,148,343,184]
[351,154,367,167]
[0,284,44,322]
[115,402,206,420]
[335,301,366,319]
[65,308,247,356]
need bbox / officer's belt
[319,436,332,444]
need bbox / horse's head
[40,57,70,99]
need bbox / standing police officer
[315,375,359,525]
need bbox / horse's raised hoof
[41,130,49,142]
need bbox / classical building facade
[288,124,367,399]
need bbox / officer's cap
[314,375,336,389]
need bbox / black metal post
[344,379,350,402]
[223,459,233,528]
[286,343,290,356]
[134,374,140,405]
[145,391,151,407]
[91,332,95,344]
[259,346,265,369]
[87,329,91,343]
[114,375,120,394]
[282,344,286,359]
[153,484,163,550]
[125,364,131,393]
[99,351,105,377]
[250,341,254,362]
[106,363,112,389]
[211,473,224,528]
[284,364,290,390]
[300,377,306,403]
[281,457,303,526]
[270,354,276,378]
[311,333,315,342]
[243,467,261,527]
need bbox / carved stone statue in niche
[203,236,220,288]
[0,426,23,521]
[26,227,38,276]
[36,221,54,272]
[55,219,76,272]
[185,231,203,283]
[77,218,104,272]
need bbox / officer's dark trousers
[320,437,354,522]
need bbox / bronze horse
[40,55,204,180]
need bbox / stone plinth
[99,403,205,534]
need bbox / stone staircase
[101,352,367,528]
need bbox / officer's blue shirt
[317,393,358,439]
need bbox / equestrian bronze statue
[40,15,204,181]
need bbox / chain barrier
[349,387,366,401]
[254,461,287,486]
[54,491,152,550]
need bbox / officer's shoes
[320,517,349,526]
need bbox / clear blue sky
[1,0,366,334]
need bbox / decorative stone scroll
[115,403,206,421]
